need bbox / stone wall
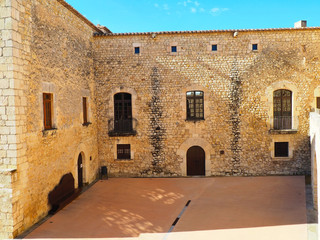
[94,29,320,177]
[1,0,101,237]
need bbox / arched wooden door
[77,153,83,188]
[187,146,205,176]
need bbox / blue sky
[65,0,320,33]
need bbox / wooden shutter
[83,97,88,124]
[43,93,53,130]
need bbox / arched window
[114,93,132,132]
[186,91,204,120]
[273,89,292,129]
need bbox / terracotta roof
[56,0,111,33]
[94,26,320,37]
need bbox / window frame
[186,90,204,121]
[274,142,289,157]
[117,144,131,160]
[273,89,292,130]
[43,93,53,130]
[82,97,88,124]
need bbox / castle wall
[94,29,320,177]
[0,0,100,237]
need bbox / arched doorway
[187,146,205,176]
[77,153,83,188]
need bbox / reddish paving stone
[24,176,306,239]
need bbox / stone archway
[177,138,212,176]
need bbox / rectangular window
[83,97,88,124]
[117,144,131,159]
[212,44,217,51]
[317,97,320,109]
[43,93,53,130]
[186,91,204,120]
[252,44,258,51]
[171,46,177,53]
[274,142,289,157]
[134,47,140,54]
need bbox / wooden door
[78,154,83,188]
[187,146,205,176]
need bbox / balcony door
[273,89,292,129]
[114,93,132,132]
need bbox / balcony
[269,116,298,134]
[108,118,137,136]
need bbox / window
[186,91,204,120]
[317,97,320,109]
[273,89,292,129]
[114,93,133,132]
[212,44,217,51]
[252,44,258,51]
[171,46,177,53]
[43,93,53,130]
[274,142,289,157]
[134,47,140,54]
[117,144,131,159]
[83,97,88,124]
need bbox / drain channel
[167,200,191,233]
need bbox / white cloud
[163,3,169,10]
[210,7,229,15]
[154,3,159,8]
[194,1,200,7]
[199,8,205,12]
[191,7,197,13]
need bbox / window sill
[272,157,292,161]
[42,128,57,137]
[115,159,133,162]
[82,122,92,127]
[108,131,137,137]
[269,129,298,134]
[185,118,205,122]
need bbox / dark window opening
[134,47,140,54]
[43,93,53,130]
[273,89,292,130]
[252,44,258,51]
[171,46,177,53]
[83,97,88,124]
[186,91,204,120]
[114,93,133,133]
[117,144,131,159]
[317,97,320,109]
[274,142,289,157]
[212,44,217,51]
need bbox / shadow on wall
[48,173,79,214]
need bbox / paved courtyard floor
[24,176,311,240]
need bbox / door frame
[177,138,212,176]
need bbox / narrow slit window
[134,47,140,54]
[212,44,217,51]
[117,144,131,159]
[317,97,320,109]
[274,142,289,157]
[83,97,88,124]
[43,93,53,130]
[252,44,258,51]
[171,46,177,53]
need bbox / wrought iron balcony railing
[272,116,292,130]
[108,118,137,136]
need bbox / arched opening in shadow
[187,146,205,176]
[78,153,84,189]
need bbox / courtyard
[24,176,311,240]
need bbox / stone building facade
[0,0,320,238]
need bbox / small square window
[134,47,140,54]
[212,44,217,51]
[274,142,289,157]
[171,46,177,53]
[117,144,131,159]
[252,44,258,51]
